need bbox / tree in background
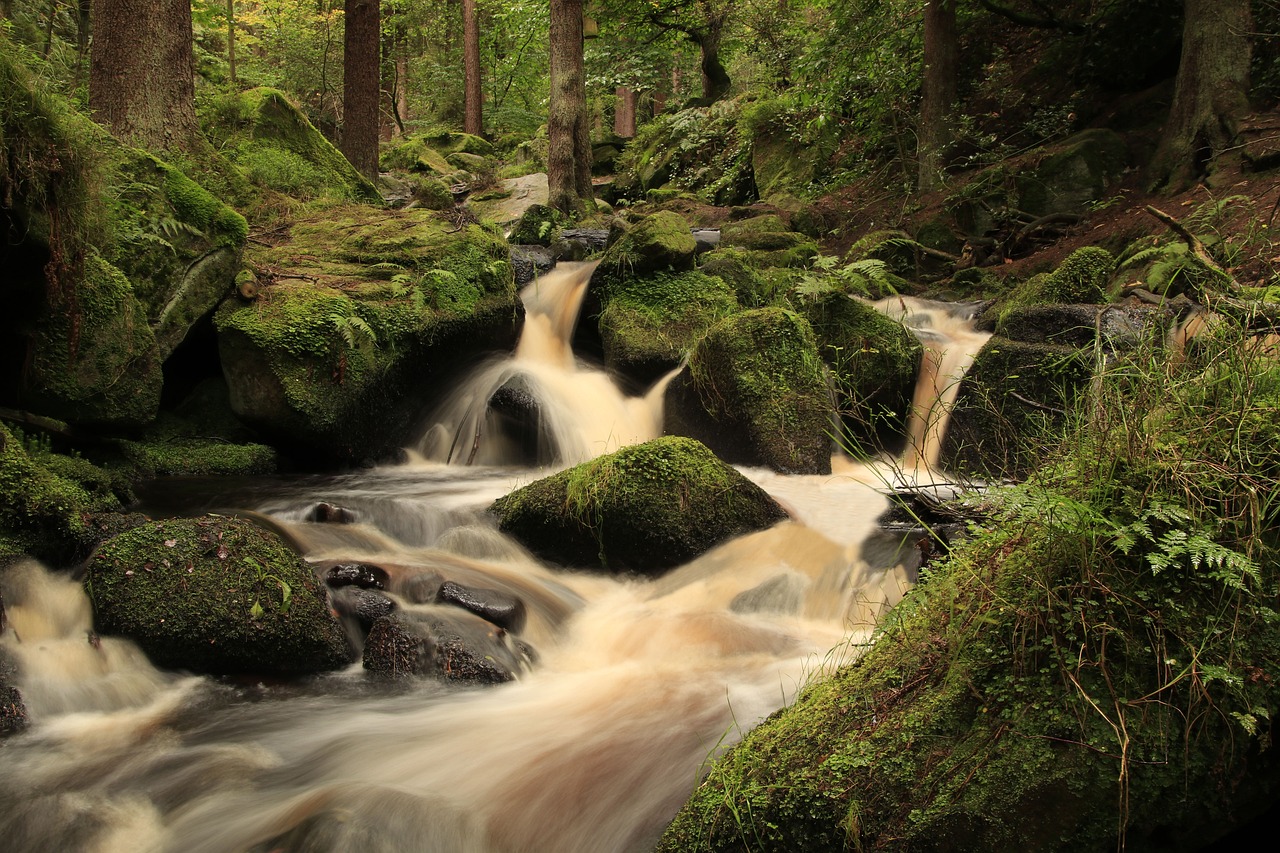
[917,0,957,193]
[1150,0,1254,190]
[463,0,483,135]
[548,0,593,214]
[89,0,201,151]
[342,0,380,179]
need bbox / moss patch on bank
[660,327,1280,852]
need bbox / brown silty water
[0,263,990,852]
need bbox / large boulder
[86,516,353,676]
[614,99,755,205]
[216,206,520,462]
[489,436,789,575]
[665,309,836,474]
[362,608,529,684]
[2,49,246,428]
[801,293,924,455]
[719,215,819,269]
[201,87,380,203]
[939,337,1093,478]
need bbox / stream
[0,262,987,852]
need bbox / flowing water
[0,264,989,852]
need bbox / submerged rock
[489,436,789,575]
[666,308,835,474]
[437,580,527,633]
[332,586,398,631]
[323,562,389,590]
[362,609,528,684]
[307,503,359,525]
[87,517,354,676]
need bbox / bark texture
[548,0,593,215]
[342,0,381,181]
[918,0,958,193]
[463,0,483,136]
[89,0,199,151]
[1149,0,1252,190]
[614,87,637,138]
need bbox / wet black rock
[555,228,609,259]
[306,502,357,524]
[324,562,390,590]
[332,587,398,631]
[0,589,27,736]
[437,580,527,633]
[510,244,555,286]
[362,609,529,685]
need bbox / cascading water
[0,264,991,852]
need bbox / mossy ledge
[489,436,789,575]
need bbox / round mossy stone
[87,516,353,676]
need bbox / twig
[1008,391,1066,416]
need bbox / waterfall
[0,265,993,852]
[415,261,677,467]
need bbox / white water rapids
[0,263,988,852]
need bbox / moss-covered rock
[615,99,756,205]
[698,248,769,306]
[940,337,1094,478]
[801,294,924,455]
[592,211,698,283]
[660,335,1280,852]
[1016,128,1130,217]
[216,205,520,462]
[598,269,739,384]
[87,516,353,676]
[201,88,380,203]
[0,423,124,564]
[987,247,1117,332]
[490,436,788,575]
[509,203,570,247]
[719,215,819,269]
[666,308,835,474]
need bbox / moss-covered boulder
[986,247,1117,332]
[698,247,771,307]
[801,294,924,455]
[592,211,699,283]
[719,215,819,269]
[665,308,835,474]
[216,205,519,462]
[509,203,569,247]
[0,423,125,564]
[598,269,739,384]
[940,337,1094,478]
[660,334,1280,852]
[201,88,380,203]
[380,136,454,176]
[1016,128,1130,217]
[490,436,788,575]
[615,99,756,205]
[87,516,353,676]
[2,47,246,429]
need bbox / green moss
[599,270,739,380]
[801,293,924,455]
[509,203,570,247]
[490,436,788,574]
[993,247,1117,330]
[698,248,770,307]
[202,87,380,203]
[160,160,249,244]
[595,211,698,284]
[662,334,1280,852]
[86,516,353,676]
[687,308,834,473]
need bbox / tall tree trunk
[227,0,237,83]
[74,0,91,87]
[918,0,958,193]
[1149,0,1252,191]
[548,0,593,215]
[463,0,483,136]
[693,29,730,104]
[89,0,200,152]
[342,0,381,180]
[395,51,409,136]
[614,86,637,138]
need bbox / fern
[329,312,377,349]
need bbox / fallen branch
[1143,205,1240,295]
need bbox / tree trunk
[395,52,409,136]
[89,0,200,152]
[342,0,381,181]
[463,0,483,136]
[74,0,91,86]
[548,0,593,215]
[918,0,958,193]
[614,86,637,138]
[1149,0,1252,191]
[693,29,731,104]
[227,0,237,83]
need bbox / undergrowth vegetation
[660,312,1280,851]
